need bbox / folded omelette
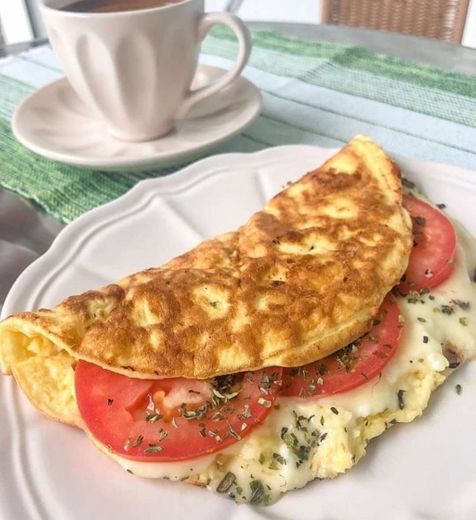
[2,135,475,505]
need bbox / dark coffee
[61,0,184,13]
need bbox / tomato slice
[75,362,282,462]
[399,195,456,295]
[281,295,402,398]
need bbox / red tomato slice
[281,295,402,398]
[399,195,456,294]
[75,362,282,462]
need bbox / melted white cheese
[109,224,476,504]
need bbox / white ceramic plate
[1,146,476,520]
[12,65,262,171]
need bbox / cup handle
[178,12,251,117]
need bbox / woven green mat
[0,27,475,223]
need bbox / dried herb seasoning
[216,472,236,493]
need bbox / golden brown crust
[0,136,412,380]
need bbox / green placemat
[0,28,475,223]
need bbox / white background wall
[0,1,33,44]
[463,0,476,47]
[205,0,322,23]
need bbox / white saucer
[12,64,262,171]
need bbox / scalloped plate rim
[1,145,476,520]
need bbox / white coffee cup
[40,0,251,141]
